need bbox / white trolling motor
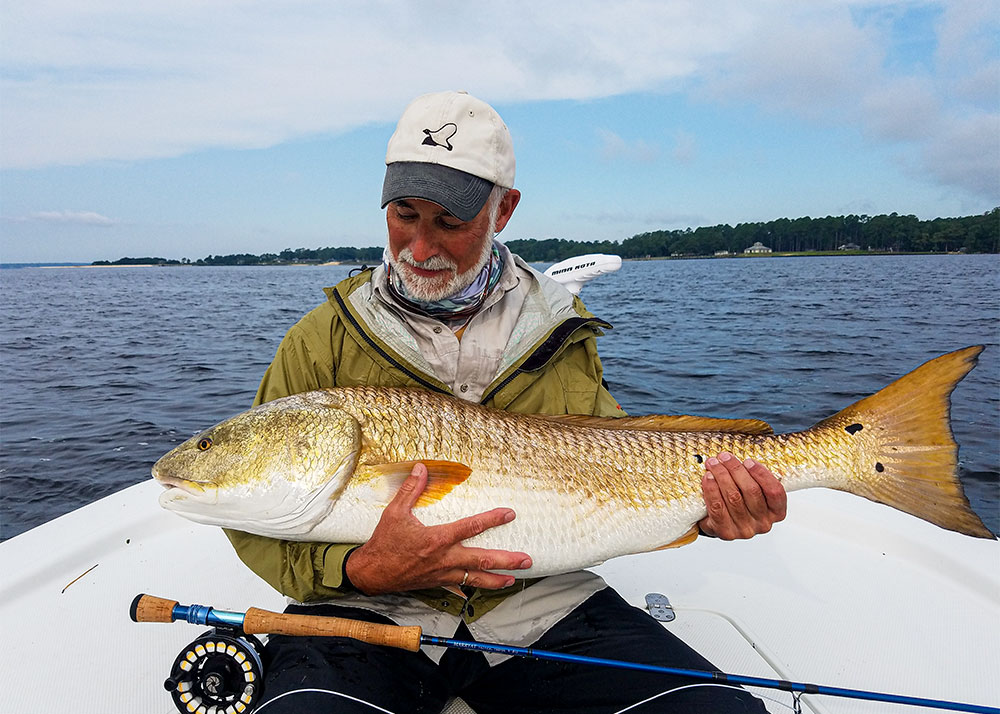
[543,253,622,295]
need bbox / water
[1,255,997,541]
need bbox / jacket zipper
[332,287,451,395]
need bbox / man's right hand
[344,462,533,595]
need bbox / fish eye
[197,437,213,451]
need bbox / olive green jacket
[225,263,620,620]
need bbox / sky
[1,1,998,263]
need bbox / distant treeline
[196,246,385,265]
[92,256,180,265]
[507,209,999,261]
[93,246,385,267]
[93,209,997,266]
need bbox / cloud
[10,210,117,226]
[695,1,999,202]
[1,1,996,203]
[919,113,1000,199]
[597,129,660,163]
[699,4,883,123]
[859,76,941,142]
[1,1,752,169]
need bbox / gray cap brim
[381,162,494,222]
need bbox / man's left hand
[699,452,786,539]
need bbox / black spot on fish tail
[694,455,703,463]
[875,462,885,473]
[845,423,864,435]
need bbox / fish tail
[814,346,994,538]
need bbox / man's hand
[699,452,787,540]
[344,462,533,595]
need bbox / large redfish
[153,347,994,577]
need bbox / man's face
[386,198,495,302]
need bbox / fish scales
[154,347,995,579]
[352,388,713,506]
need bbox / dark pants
[257,588,767,713]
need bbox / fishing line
[254,688,396,713]
[611,683,799,713]
[257,683,800,714]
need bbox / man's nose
[408,224,439,263]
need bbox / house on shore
[744,241,772,254]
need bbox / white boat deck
[1,480,997,713]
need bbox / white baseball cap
[381,91,516,221]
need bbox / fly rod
[131,594,999,714]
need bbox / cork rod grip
[130,594,178,623]
[242,607,423,652]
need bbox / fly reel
[164,628,264,714]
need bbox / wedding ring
[461,570,469,586]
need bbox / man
[226,91,786,713]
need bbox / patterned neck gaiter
[385,242,504,321]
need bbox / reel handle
[243,607,422,652]
[130,594,178,623]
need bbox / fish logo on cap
[422,123,457,151]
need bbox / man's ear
[493,189,521,234]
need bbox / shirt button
[460,384,469,393]
[433,326,443,334]
[466,605,475,617]
[441,600,450,608]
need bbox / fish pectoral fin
[652,526,700,551]
[533,414,774,435]
[367,460,473,507]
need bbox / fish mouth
[156,480,219,514]
[152,466,211,498]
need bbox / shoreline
[39,263,161,269]
[7,251,986,270]
[626,250,975,261]
[28,261,342,268]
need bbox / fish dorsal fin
[534,414,773,435]
[365,460,472,507]
[652,525,700,551]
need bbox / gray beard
[389,235,494,302]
